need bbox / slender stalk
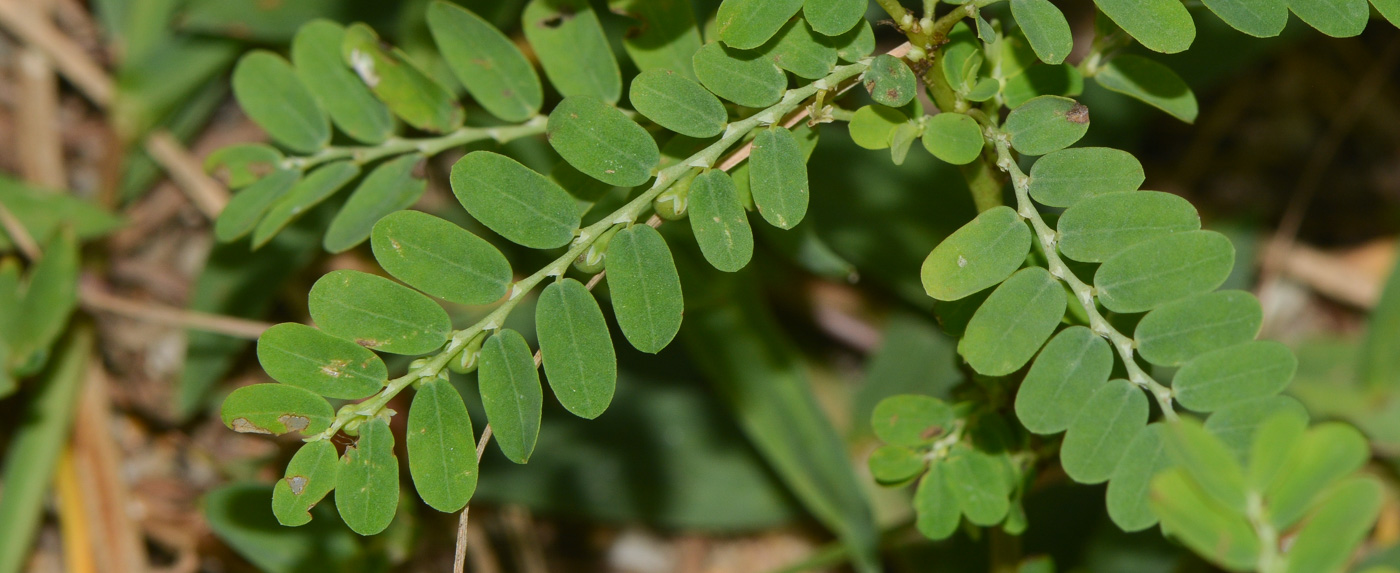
[284,116,550,171]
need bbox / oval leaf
[342,24,463,133]
[749,126,810,230]
[869,445,924,485]
[257,323,387,400]
[324,154,426,253]
[715,0,804,49]
[865,54,917,108]
[371,210,513,305]
[1105,423,1170,531]
[1283,477,1383,573]
[1173,340,1296,412]
[1094,230,1235,314]
[1265,422,1370,529]
[272,441,339,527]
[336,418,399,536]
[215,169,299,243]
[308,269,451,355]
[606,224,684,353]
[804,0,865,36]
[407,378,478,513]
[451,151,582,249]
[850,105,907,150]
[1289,0,1369,38]
[915,462,962,539]
[292,20,393,144]
[1163,420,1249,512]
[479,329,543,464]
[548,96,661,188]
[688,170,755,272]
[1012,0,1073,64]
[1027,147,1144,208]
[1201,0,1288,38]
[832,20,875,62]
[693,42,786,108]
[629,69,727,138]
[1095,55,1198,123]
[254,160,360,248]
[232,51,329,153]
[1004,95,1090,156]
[610,0,704,79]
[522,0,622,102]
[536,278,617,419]
[768,19,838,80]
[205,144,284,189]
[959,267,1067,376]
[922,112,985,165]
[1135,290,1262,367]
[871,394,956,447]
[921,206,1032,301]
[1205,395,1307,463]
[221,383,334,436]
[1061,379,1148,484]
[1015,326,1114,435]
[1092,0,1196,53]
[1057,190,1201,263]
[945,447,1011,526]
[429,1,543,122]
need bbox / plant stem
[285,116,551,171]
[959,154,1005,213]
[985,129,1179,420]
[309,60,875,441]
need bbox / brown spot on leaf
[231,418,271,434]
[279,414,311,433]
[287,475,309,495]
[921,425,945,440]
[886,88,901,102]
[1066,103,1090,124]
[539,7,575,29]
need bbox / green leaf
[629,69,727,138]
[914,462,962,539]
[1264,422,1370,529]
[336,418,399,536]
[308,269,451,355]
[1149,468,1260,571]
[1094,230,1235,314]
[959,267,1067,376]
[688,170,755,272]
[324,154,427,253]
[370,210,512,305]
[1105,423,1169,531]
[1201,0,1288,38]
[1173,340,1296,412]
[1002,64,1085,109]
[1061,379,1147,484]
[232,51,329,153]
[342,23,463,133]
[1004,96,1090,156]
[1283,477,1384,573]
[204,144,283,189]
[1247,411,1309,492]
[0,178,121,252]
[832,20,875,62]
[451,151,582,249]
[1094,55,1198,123]
[1015,326,1113,435]
[922,113,985,165]
[1135,290,1262,367]
[272,441,339,527]
[608,0,704,79]
[869,445,925,485]
[1011,0,1073,64]
[607,224,684,353]
[693,42,787,108]
[1164,420,1248,512]
[871,394,955,447]
[942,24,983,93]
[407,378,478,513]
[1056,190,1200,263]
[429,1,543,122]
[292,21,393,144]
[1092,0,1196,53]
[1205,395,1308,463]
[253,161,359,248]
[749,127,810,230]
[1027,147,1144,208]
[921,206,1032,301]
[849,105,907,150]
[1375,0,1400,27]
[804,0,865,36]
[256,323,386,400]
[945,446,1011,526]
[522,0,622,103]
[536,279,617,419]
[767,19,838,80]
[1289,0,1369,37]
[479,329,543,464]
[205,483,364,573]
[10,231,79,369]
[214,169,299,242]
[715,0,804,49]
[865,54,917,108]
[548,96,661,188]
[220,384,334,436]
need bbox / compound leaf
[254,161,360,248]
[522,0,622,103]
[871,394,955,447]
[451,151,581,249]
[1283,477,1384,573]
[1057,190,1200,263]
[1061,379,1147,484]
[342,24,463,133]
[548,96,660,188]
[1005,96,1090,156]
[271,441,339,526]
[215,169,300,243]
[915,462,962,539]
[865,54,917,108]
[536,279,617,419]
[479,329,543,464]
[804,0,865,36]
[1173,340,1296,412]
[407,378,478,513]
[715,0,803,49]
[945,446,1010,526]
[959,267,1067,376]
[607,224,684,353]
[1289,0,1369,37]
[292,20,393,144]
[221,384,334,436]
[768,19,837,80]
[629,69,727,138]
[1028,147,1143,208]
[1094,230,1234,314]
[1135,290,1262,367]
[257,323,386,400]
[1105,423,1170,531]
[692,42,786,108]
[921,206,1031,301]
[922,112,985,165]
[336,418,399,536]
[429,1,542,122]
[1094,55,1198,123]
[688,170,754,272]
[1011,0,1073,64]
[370,210,512,306]
[324,154,426,253]
[232,51,329,153]
[308,269,451,355]
[1015,326,1113,435]
[1092,0,1196,53]
[750,126,810,229]
[1201,0,1288,38]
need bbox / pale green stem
[309,60,875,441]
[986,129,1179,421]
[284,116,550,171]
[1248,492,1286,573]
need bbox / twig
[0,201,43,261]
[144,130,229,218]
[71,364,147,573]
[78,279,272,339]
[16,45,66,189]
[453,424,495,573]
[0,0,112,107]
